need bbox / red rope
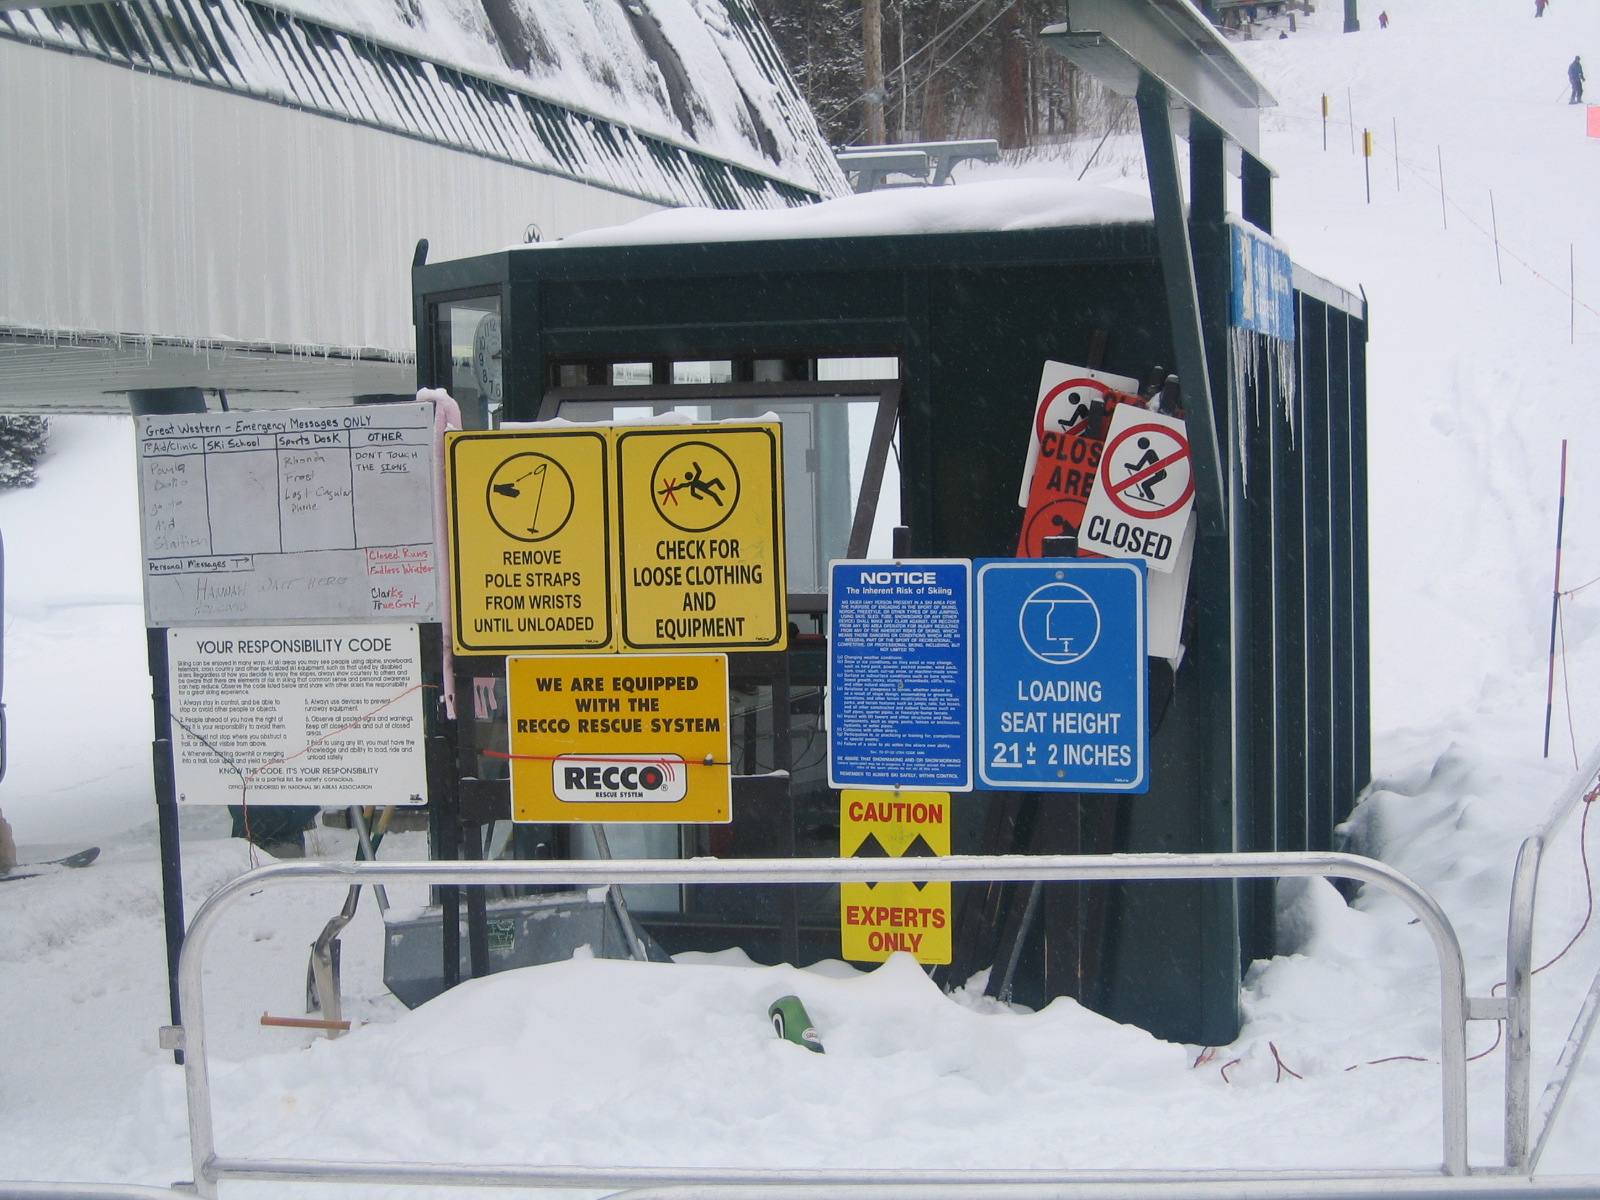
[480,749,730,767]
[235,683,437,852]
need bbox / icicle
[1275,334,1297,445]
[1228,324,1257,496]
[1226,325,1299,498]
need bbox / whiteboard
[137,403,441,626]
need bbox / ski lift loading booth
[413,5,1368,1045]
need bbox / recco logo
[553,755,687,803]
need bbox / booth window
[542,379,902,598]
[428,292,502,429]
[541,378,901,942]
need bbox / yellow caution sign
[616,424,786,651]
[446,430,613,655]
[839,790,952,965]
[506,653,730,823]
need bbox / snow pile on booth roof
[270,0,843,195]
[546,177,1153,248]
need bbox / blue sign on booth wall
[1229,223,1296,343]
[828,559,972,791]
[975,558,1147,793]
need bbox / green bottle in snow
[768,995,824,1053]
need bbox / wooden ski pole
[1543,439,1569,759]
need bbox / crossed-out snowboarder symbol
[1122,437,1167,502]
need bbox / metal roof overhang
[1041,0,1276,156]
[0,329,414,414]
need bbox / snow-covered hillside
[9,0,1600,1192]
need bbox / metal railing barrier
[0,1185,196,1199]
[1503,742,1600,1173]
[157,850,1503,1198]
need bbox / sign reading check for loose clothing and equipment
[616,425,785,651]
[446,423,784,655]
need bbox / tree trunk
[998,1,1026,150]
[863,0,886,144]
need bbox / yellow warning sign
[506,653,730,823]
[616,424,785,651]
[839,790,953,964]
[446,430,613,655]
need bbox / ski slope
[9,0,1600,1192]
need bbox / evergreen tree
[0,416,49,489]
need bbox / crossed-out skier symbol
[1102,423,1194,519]
[651,440,741,533]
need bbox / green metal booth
[411,0,1365,1049]
[411,198,1367,1047]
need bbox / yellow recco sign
[616,424,785,651]
[506,653,730,823]
[446,430,612,654]
[839,790,953,964]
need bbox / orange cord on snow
[1270,1042,1303,1081]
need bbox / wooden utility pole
[999,0,1027,149]
[863,0,886,144]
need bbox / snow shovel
[305,805,393,1035]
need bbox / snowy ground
[9,0,1600,1194]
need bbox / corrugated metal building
[0,0,845,411]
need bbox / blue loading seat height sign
[975,559,1148,792]
[828,559,972,791]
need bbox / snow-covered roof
[537,177,1155,249]
[0,0,846,210]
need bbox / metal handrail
[599,1179,1600,1200]
[1503,744,1600,1172]
[172,852,1476,1199]
[0,1185,194,1199]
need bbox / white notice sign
[169,624,427,805]
[137,403,440,627]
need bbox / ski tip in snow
[1,846,100,882]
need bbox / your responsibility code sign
[1076,406,1195,572]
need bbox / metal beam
[1040,0,1275,155]
[1136,74,1224,533]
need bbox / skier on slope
[1571,55,1586,104]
